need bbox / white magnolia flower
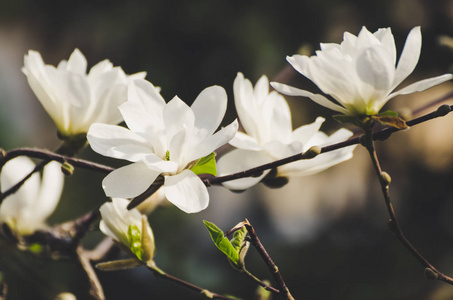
[271,26,453,116]
[99,198,154,261]
[22,48,146,137]
[0,157,64,235]
[87,79,238,213]
[217,73,356,190]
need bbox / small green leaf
[128,225,143,261]
[378,110,399,117]
[191,152,217,176]
[203,220,239,265]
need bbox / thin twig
[363,126,453,284]
[146,264,238,300]
[244,219,294,300]
[76,246,105,300]
[242,267,280,294]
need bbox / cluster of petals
[22,48,146,137]
[87,79,238,213]
[0,157,64,235]
[99,198,153,254]
[217,73,356,190]
[271,26,453,116]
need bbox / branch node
[303,146,321,158]
[380,172,391,187]
[436,104,451,117]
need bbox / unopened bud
[424,267,438,280]
[437,104,451,117]
[380,172,391,187]
[61,161,74,176]
[303,146,321,159]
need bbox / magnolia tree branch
[363,126,453,285]
[243,219,294,300]
[1,103,452,208]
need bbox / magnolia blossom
[0,157,64,235]
[22,48,146,137]
[271,26,453,116]
[99,198,154,261]
[87,79,238,213]
[217,73,356,190]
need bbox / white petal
[279,129,356,176]
[0,157,40,221]
[33,161,64,221]
[87,123,151,162]
[102,162,160,198]
[233,73,261,138]
[291,117,325,149]
[392,26,422,90]
[217,149,272,190]
[229,131,263,151]
[386,74,453,101]
[124,80,165,134]
[191,86,227,136]
[185,119,238,164]
[143,154,178,173]
[355,46,395,102]
[163,170,209,213]
[270,82,350,115]
[373,28,397,66]
[164,96,195,142]
[100,198,142,246]
[66,49,88,74]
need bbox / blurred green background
[1,0,453,299]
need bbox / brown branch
[363,126,453,285]
[244,219,294,300]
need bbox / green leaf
[378,110,399,117]
[203,220,239,265]
[191,152,217,176]
[128,225,143,261]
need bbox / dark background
[1,0,453,299]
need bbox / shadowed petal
[217,149,273,190]
[163,170,209,213]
